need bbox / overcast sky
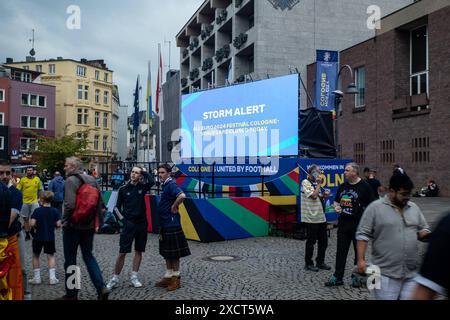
[0,0,204,114]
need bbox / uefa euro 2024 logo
[267,0,301,11]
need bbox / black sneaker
[98,287,110,300]
[305,264,319,272]
[317,263,332,270]
[325,275,344,287]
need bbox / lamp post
[333,64,358,158]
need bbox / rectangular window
[29,116,37,128]
[412,136,430,163]
[355,66,365,107]
[103,136,108,151]
[94,135,99,150]
[410,25,428,96]
[77,85,89,100]
[30,94,37,106]
[353,143,365,165]
[95,70,100,80]
[38,96,46,107]
[104,73,109,82]
[77,66,86,77]
[0,137,4,150]
[22,73,31,82]
[0,113,4,125]
[103,113,108,128]
[35,65,42,72]
[21,116,28,128]
[49,64,56,74]
[0,89,5,102]
[103,91,109,105]
[380,140,395,165]
[95,112,100,127]
[22,66,29,70]
[38,118,46,129]
[95,89,100,104]
[77,108,83,125]
[20,138,37,151]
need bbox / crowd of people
[300,162,449,299]
[0,158,448,301]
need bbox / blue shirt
[31,206,61,241]
[157,179,184,229]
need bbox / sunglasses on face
[0,171,11,175]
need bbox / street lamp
[333,64,358,157]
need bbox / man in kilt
[155,164,190,291]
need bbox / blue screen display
[181,74,299,158]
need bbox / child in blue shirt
[29,191,61,285]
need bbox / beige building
[5,58,115,158]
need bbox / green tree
[30,126,93,175]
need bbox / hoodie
[49,176,65,202]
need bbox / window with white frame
[77,85,89,100]
[94,135,99,150]
[103,136,108,151]
[0,137,4,150]
[0,113,4,125]
[95,70,100,80]
[355,66,365,107]
[411,25,428,96]
[0,89,4,102]
[20,115,46,129]
[20,138,37,151]
[77,108,89,125]
[21,93,47,107]
[104,73,109,82]
[77,65,87,77]
[95,89,100,104]
[49,64,56,74]
[22,66,29,70]
[95,112,100,127]
[36,65,42,72]
[103,113,108,128]
[21,72,31,82]
[103,91,109,105]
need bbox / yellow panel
[260,196,297,205]
[179,204,201,241]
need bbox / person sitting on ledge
[414,179,439,198]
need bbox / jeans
[63,228,105,297]
[334,218,358,281]
[304,222,328,266]
[372,275,417,300]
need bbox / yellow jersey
[17,176,43,204]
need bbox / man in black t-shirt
[366,169,382,198]
[325,162,376,287]
[412,212,450,299]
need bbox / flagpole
[158,43,162,163]
[147,60,151,163]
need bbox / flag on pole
[155,50,164,121]
[133,75,140,130]
[146,61,154,120]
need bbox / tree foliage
[30,126,93,175]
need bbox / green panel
[208,199,268,237]
[102,191,112,205]
[280,175,299,195]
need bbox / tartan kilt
[159,226,191,260]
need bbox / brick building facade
[334,0,450,196]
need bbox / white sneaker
[49,278,59,285]
[106,277,120,290]
[24,292,32,300]
[28,277,41,285]
[130,276,143,288]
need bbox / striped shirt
[301,179,326,223]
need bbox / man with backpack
[106,166,154,290]
[60,157,109,300]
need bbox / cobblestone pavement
[26,198,450,300]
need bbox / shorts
[32,239,56,255]
[20,203,40,219]
[119,220,148,254]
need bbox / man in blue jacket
[48,171,64,215]
[106,166,154,289]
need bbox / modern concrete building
[331,0,450,196]
[4,57,115,159]
[0,65,56,163]
[176,0,413,108]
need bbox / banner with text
[315,50,338,112]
